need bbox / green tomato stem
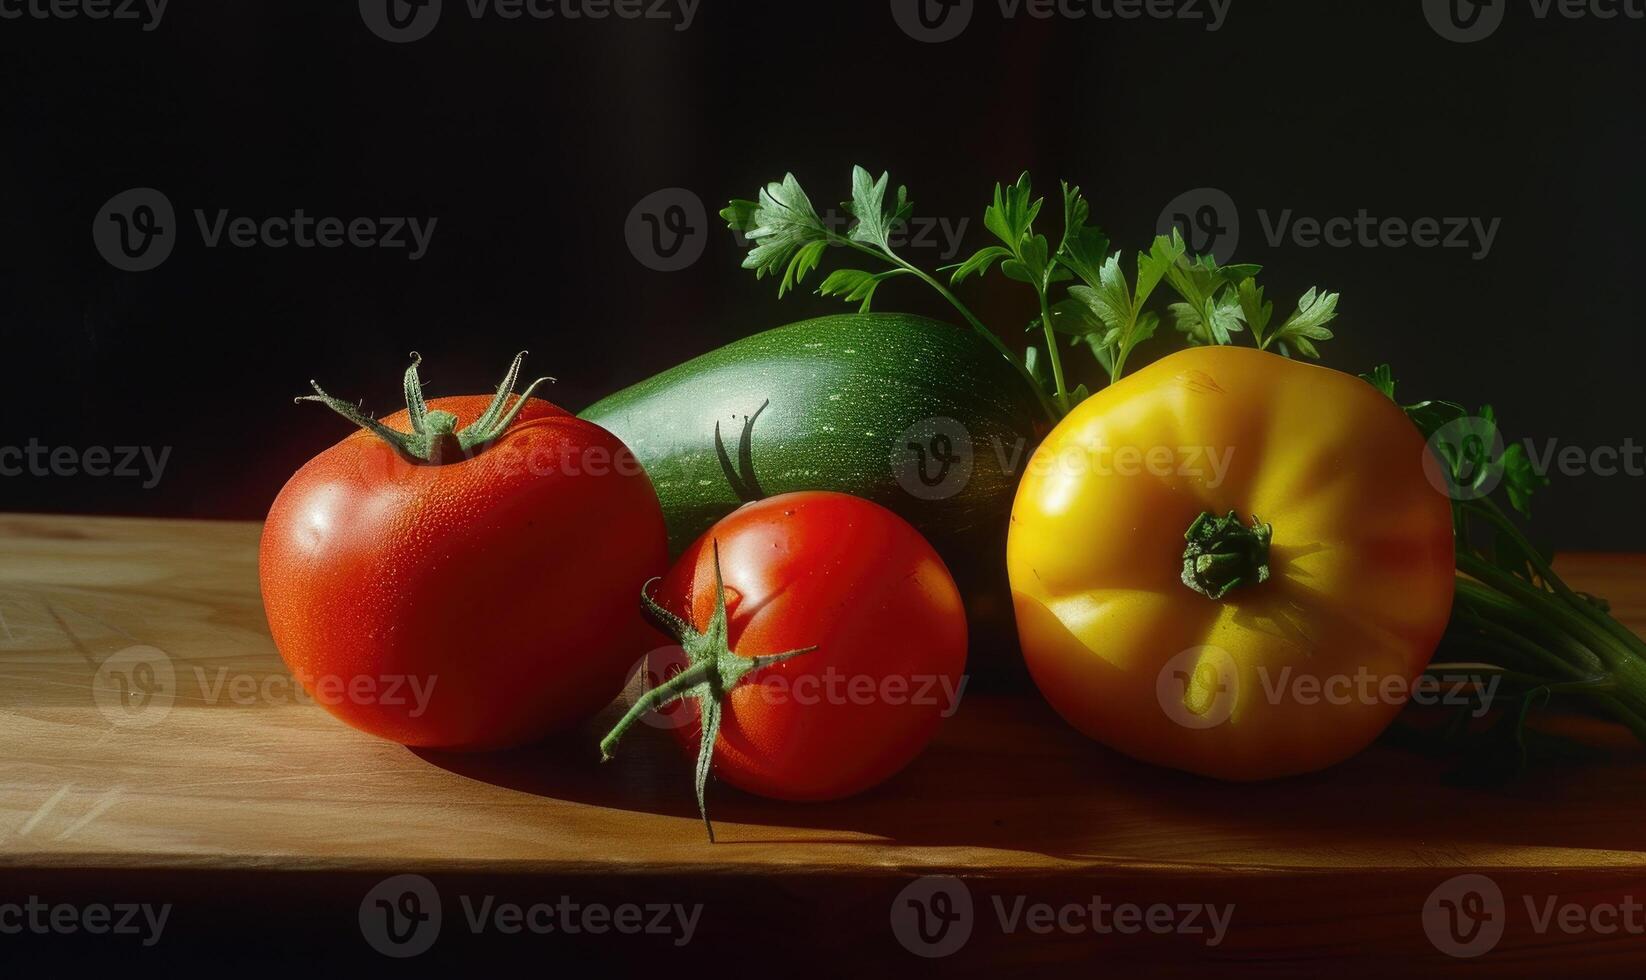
[1180,511,1273,600]
[599,548,817,843]
[297,352,553,464]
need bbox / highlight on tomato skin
[602,491,969,837]
[258,354,670,751]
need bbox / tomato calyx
[1182,510,1273,601]
[297,352,554,464]
[599,541,817,842]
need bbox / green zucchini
[580,313,1044,681]
[580,313,1044,557]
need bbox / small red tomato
[260,354,667,750]
[601,491,968,838]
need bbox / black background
[2,0,1642,547]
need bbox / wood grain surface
[3,513,1645,973]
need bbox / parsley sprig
[722,168,1058,421]
[1366,367,1646,774]
[724,167,1338,420]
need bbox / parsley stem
[834,236,1061,425]
[1451,615,1586,692]
[1473,497,1646,660]
[1456,554,1628,666]
[1455,555,1646,730]
[1035,288,1070,415]
[1111,338,1133,384]
[1454,579,1602,676]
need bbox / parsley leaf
[1163,235,1260,347]
[1265,287,1339,359]
[949,245,1013,286]
[720,174,830,296]
[724,168,1061,423]
[1055,182,1110,290]
[844,166,913,254]
[1237,279,1274,347]
[1065,253,1156,383]
[817,267,910,313]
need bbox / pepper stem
[296,352,554,464]
[600,542,817,842]
[1182,510,1273,600]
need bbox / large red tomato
[260,355,667,750]
[601,492,968,837]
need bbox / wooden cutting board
[3,513,1644,973]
